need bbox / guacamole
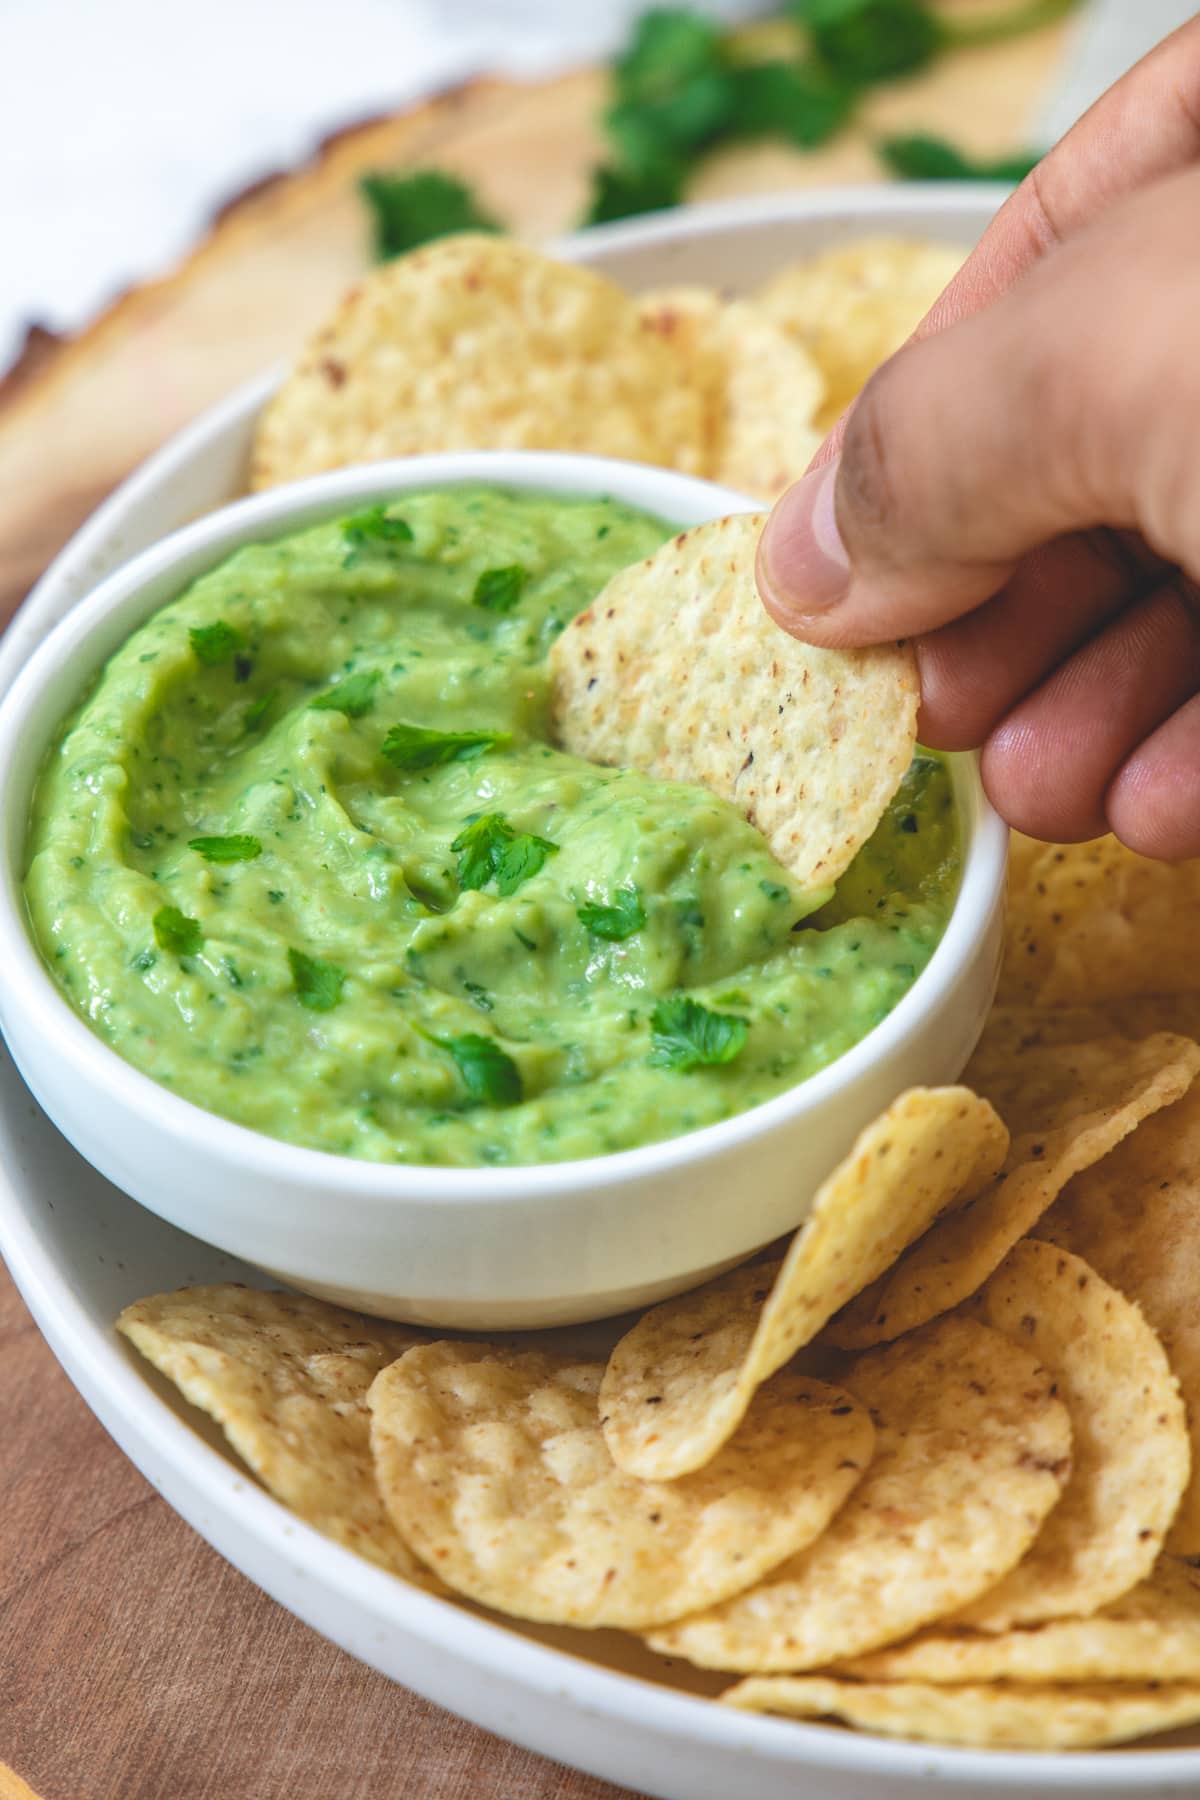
[24,486,959,1167]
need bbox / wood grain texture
[0,9,1072,629]
[0,1264,641,1800]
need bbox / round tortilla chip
[954,1239,1189,1629]
[637,286,823,500]
[548,511,919,893]
[250,233,709,489]
[601,1087,1007,1480]
[841,1558,1200,1682]
[117,1284,435,1586]
[367,1342,872,1631]
[1042,1080,1200,1555]
[644,1315,1071,1672]
[755,237,965,432]
[828,1031,1200,1349]
[722,1674,1200,1749]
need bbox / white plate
[5,186,1195,1796]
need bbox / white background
[0,0,1192,375]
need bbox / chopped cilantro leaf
[425,1031,523,1107]
[463,979,494,1012]
[381,722,508,770]
[577,884,646,942]
[341,505,414,569]
[287,947,346,1012]
[244,689,278,731]
[310,670,381,718]
[649,995,748,1071]
[153,905,203,956]
[189,621,242,665]
[188,834,262,864]
[472,565,528,614]
[360,169,502,262]
[759,879,791,903]
[726,60,854,148]
[877,132,1039,183]
[452,813,559,897]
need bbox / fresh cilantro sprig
[360,170,502,261]
[453,813,559,898]
[577,884,647,942]
[876,133,1040,183]
[423,1030,524,1106]
[472,565,528,614]
[649,995,749,1071]
[310,670,381,718]
[152,905,203,956]
[188,835,263,864]
[381,723,509,770]
[288,947,346,1012]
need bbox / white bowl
[0,447,1006,1327]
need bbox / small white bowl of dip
[0,449,1006,1327]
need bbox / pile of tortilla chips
[117,234,1200,1755]
[249,232,961,503]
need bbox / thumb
[756,165,1200,651]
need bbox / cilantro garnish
[649,995,749,1071]
[876,133,1039,183]
[244,689,278,732]
[189,621,242,665]
[341,505,414,569]
[725,60,853,148]
[797,0,941,83]
[380,723,508,770]
[472,565,528,614]
[153,905,203,956]
[585,158,687,225]
[188,834,263,864]
[577,884,647,942]
[452,813,558,898]
[359,170,502,262]
[425,1031,523,1107]
[287,947,346,1012]
[310,670,381,718]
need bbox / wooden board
[0,8,1074,627]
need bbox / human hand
[758,20,1200,859]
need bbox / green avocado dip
[24,485,959,1168]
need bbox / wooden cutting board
[0,16,1072,1799]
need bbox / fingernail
[757,456,850,622]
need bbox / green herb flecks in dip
[24,486,959,1167]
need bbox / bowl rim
[0,453,1006,1201]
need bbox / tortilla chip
[1042,1080,1200,1554]
[1002,834,1200,1007]
[755,238,965,433]
[250,234,709,489]
[548,511,919,893]
[601,1088,1007,1480]
[841,1557,1200,1682]
[644,1316,1070,1671]
[721,1675,1200,1749]
[953,1239,1189,1628]
[637,286,823,500]
[117,1284,434,1585]
[828,1032,1200,1349]
[368,1343,872,1630]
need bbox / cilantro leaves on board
[360,169,502,261]
[876,132,1039,183]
